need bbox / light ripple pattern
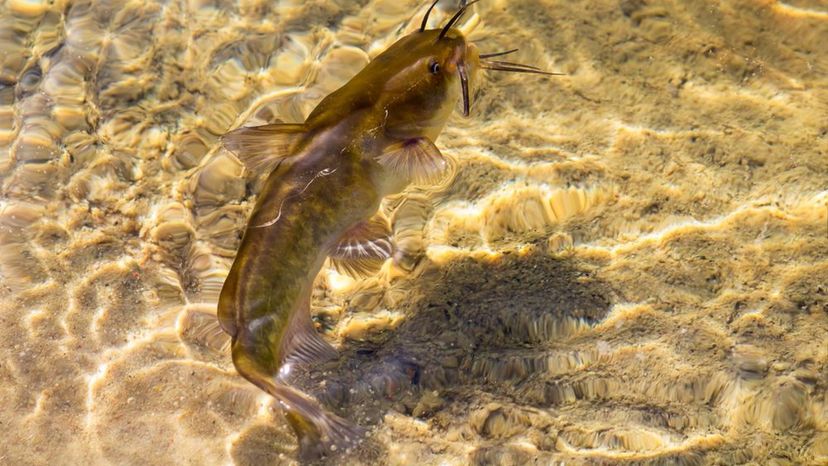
[0,0,826,465]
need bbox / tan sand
[1,0,827,464]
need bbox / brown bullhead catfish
[216,0,559,460]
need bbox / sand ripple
[1,0,827,464]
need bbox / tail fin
[270,383,366,461]
[232,343,365,461]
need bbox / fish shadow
[292,249,614,464]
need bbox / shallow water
[1,0,827,464]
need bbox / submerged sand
[1,0,827,464]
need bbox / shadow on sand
[291,250,614,464]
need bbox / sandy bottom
[1,0,827,464]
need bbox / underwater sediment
[1,0,827,464]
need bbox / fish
[216,0,560,460]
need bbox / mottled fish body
[217,1,556,460]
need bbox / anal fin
[222,123,306,175]
[376,137,453,185]
[280,295,338,372]
[329,215,393,278]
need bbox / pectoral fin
[376,138,453,185]
[222,123,306,175]
[329,216,393,278]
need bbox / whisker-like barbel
[438,0,481,40]
[420,0,440,32]
[458,63,470,116]
[479,48,519,59]
[484,60,544,71]
[482,64,565,76]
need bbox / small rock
[412,390,444,418]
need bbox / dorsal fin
[329,215,393,278]
[376,137,452,185]
[222,123,306,175]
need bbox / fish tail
[271,383,366,461]
[231,342,365,460]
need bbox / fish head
[372,0,560,141]
[311,1,560,143]
[374,16,481,140]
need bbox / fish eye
[429,59,441,75]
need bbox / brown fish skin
[219,145,381,459]
[217,26,484,461]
